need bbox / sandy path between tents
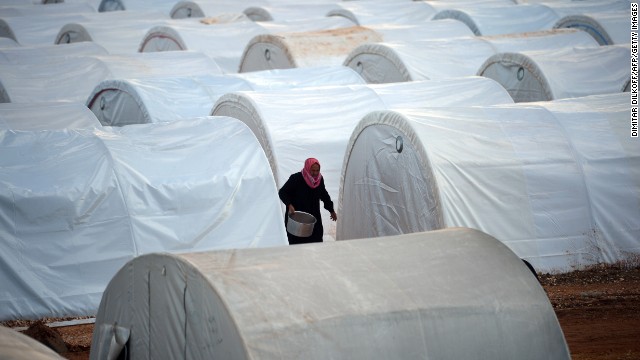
[3,265,640,360]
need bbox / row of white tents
[0,0,637,358]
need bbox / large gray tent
[91,228,570,360]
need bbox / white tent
[478,44,631,102]
[432,4,560,35]
[0,42,108,64]
[0,51,222,103]
[0,2,96,17]
[0,326,64,360]
[554,11,631,45]
[53,10,171,54]
[540,0,630,18]
[327,1,437,25]
[243,4,344,22]
[211,78,513,240]
[139,18,353,73]
[338,93,639,272]
[344,28,598,83]
[0,37,18,48]
[425,0,517,11]
[91,228,569,360]
[238,20,474,72]
[96,0,181,14]
[170,0,268,19]
[86,66,365,126]
[0,116,288,321]
[0,13,94,46]
[0,102,102,130]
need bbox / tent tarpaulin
[86,66,365,126]
[0,102,102,130]
[169,0,268,19]
[0,51,222,103]
[0,117,287,321]
[0,42,108,64]
[477,44,631,102]
[211,78,513,240]
[553,11,631,45]
[432,4,560,36]
[344,28,598,83]
[337,93,639,272]
[138,18,352,73]
[239,21,473,72]
[327,1,437,25]
[243,4,344,22]
[91,228,569,360]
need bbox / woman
[278,158,337,244]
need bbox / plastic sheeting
[54,11,172,54]
[0,326,64,360]
[86,66,365,126]
[554,11,630,45]
[0,102,102,130]
[327,1,437,25]
[91,228,569,360]
[97,0,180,14]
[0,42,108,64]
[0,117,288,321]
[0,13,92,46]
[0,37,18,48]
[211,78,513,240]
[138,18,353,73]
[238,21,473,72]
[170,0,268,19]
[243,4,343,22]
[432,4,560,35]
[338,93,639,272]
[0,2,96,17]
[344,29,599,83]
[478,44,631,102]
[0,51,222,103]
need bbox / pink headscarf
[302,158,322,189]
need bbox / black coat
[278,172,334,244]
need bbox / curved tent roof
[540,0,630,17]
[243,4,344,22]
[86,66,365,126]
[91,228,569,360]
[478,44,631,102]
[97,0,180,14]
[0,2,96,17]
[139,18,353,73]
[238,21,473,72]
[0,13,93,46]
[138,21,270,73]
[54,10,171,54]
[211,78,513,240]
[170,0,267,19]
[432,4,560,35]
[344,29,599,83]
[0,102,102,130]
[0,326,64,360]
[0,51,222,103]
[327,1,437,25]
[554,11,630,45]
[0,42,108,64]
[0,116,287,321]
[337,93,638,272]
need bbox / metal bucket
[287,211,316,237]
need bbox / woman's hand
[288,204,295,215]
[330,212,337,221]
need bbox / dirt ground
[3,264,639,360]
